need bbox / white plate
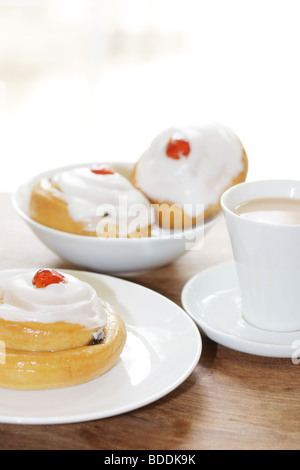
[0,269,201,425]
[182,261,300,358]
[12,162,219,275]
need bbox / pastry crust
[131,148,248,230]
[0,316,100,352]
[30,181,151,238]
[0,301,127,390]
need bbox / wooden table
[0,193,299,450]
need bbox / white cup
[221,180,300,332]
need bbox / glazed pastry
[131,124,248,229]
[0,269,127,390]
[30,165,154,238]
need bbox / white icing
[135,124,244,217]
[0,270,107,329]
[42,166,154,233]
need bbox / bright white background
[1,0,300,191]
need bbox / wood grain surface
[0,194,299,450]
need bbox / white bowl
[12,162,219,274]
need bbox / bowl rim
[12,161,221,243]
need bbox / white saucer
[0,269,201,425]
[182,261,300,358]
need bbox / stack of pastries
[29,123,248,235]
[0,268,126,390]
[0,122,248,390]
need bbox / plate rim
[0,268,202,425]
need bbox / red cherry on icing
[166,139,190,160]
[32,269,66,288]
[91,165,115,175]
